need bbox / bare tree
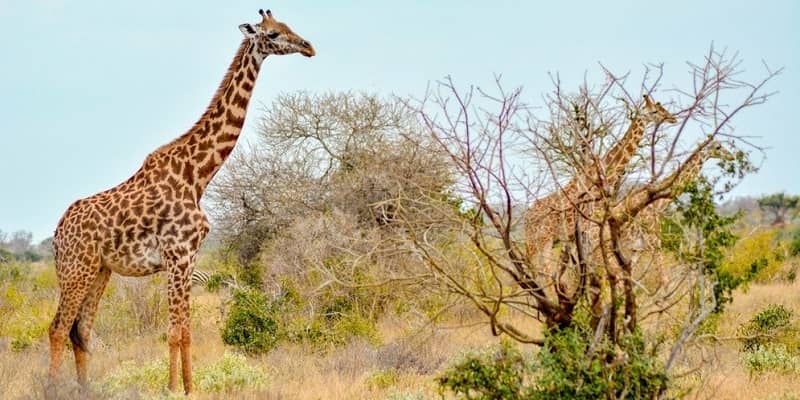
[398,46,778,395]
[6,230,33,255]
[207,91,451,273]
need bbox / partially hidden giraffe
[49,9,314,394]
[524,95,676,272]
[608,139,735,227]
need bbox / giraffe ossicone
[48,9,314,395]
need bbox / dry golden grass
[1,272,797,399]
[688,278,800,400]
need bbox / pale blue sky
[0,1,797,241]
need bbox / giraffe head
[640,95,677,125]
[705,140,736,161]
[239,9,315,63]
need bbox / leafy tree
[757,192,799,226]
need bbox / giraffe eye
[267,31,280,39]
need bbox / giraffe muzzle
[300,42,316,57]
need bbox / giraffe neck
[142,38,262,198]
[612,145,711,223]
[600,118,645,182]
[566,117,645,195]
[671,148,708,188]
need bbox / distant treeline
[0,229,52,263]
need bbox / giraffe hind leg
[72,266,112,386]
[48,254,100,383]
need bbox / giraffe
[587,139,736,324]
[48,9,314,394]
[608,139,735,227]
[524,95,676,272]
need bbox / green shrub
[221,288,281,354]
[101,353,268,397]
[437,326,668,400]
[100,358,169,396]
[204,272,228,293]
[738,304,794,352]
[220,280,381,351]
[0,262,27,282]
[742,344,799,375]
[437,340,529,400]
[195,352,269,393]
[10,335,33,351]
[364,368,399,390]
[531,328,667,400]
[790,229,800,257]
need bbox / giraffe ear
[239,23,257,37]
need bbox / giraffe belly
[102,238,166,277]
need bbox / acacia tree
[757,192,799,226]
[398,47,778,397]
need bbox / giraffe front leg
[164,249,195,394]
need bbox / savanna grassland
[1,221,800,399]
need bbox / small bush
[10,335,32,351]
[221,288,281,354]
[204,271,228,293]
[742,344,799,375]
[437,326,668,400]
[101,353,268,397]
[790,229,800,257]
[437,340,529,400]
[738,304,795,352]
[532,328,667,400]
[100,358,169,396]
[0,262,27,282]
[364,368,399,390]
[195,352,269,393]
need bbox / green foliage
[100,353,268,397]
[722,228,785,284]
[0,267,57,351]
[742,344,799,375]
[220,278,381,353]
[789,228,800,257]
[238,261,264,288]
[195,352,269,393]
[437,340,528,400]
[738,304,795,352]
[221,288,281,354]
[100,358,169,397]
[0,261,27,282]
[364,368,399,390]
[437,322,668,400]
[204,271,228,293]
[531,327,667,400]
[0,247,13,264]
[737,304,800,375]
[673,181,740,313]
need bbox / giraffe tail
[69,319,88,353]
